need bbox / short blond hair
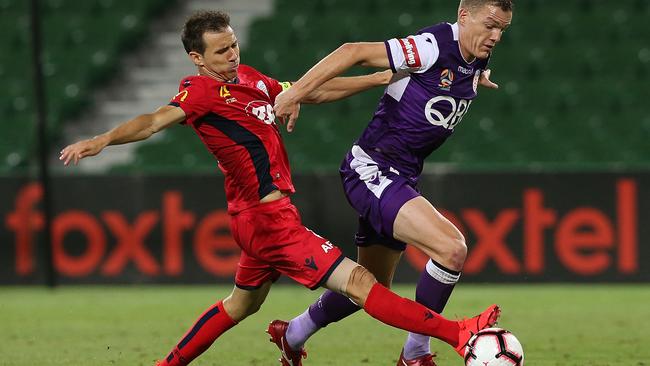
[460,0,514,12]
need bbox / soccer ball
[464,328,524,366]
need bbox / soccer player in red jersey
[59,10,499,366]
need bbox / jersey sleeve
[384,33,439,74]
[168,78,212,124]
[263,74,292,104]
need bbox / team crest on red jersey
[245,100,276,125]
[256,80,269,97]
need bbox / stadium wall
[0,172,647,284]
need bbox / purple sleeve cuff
[384,40,397,73]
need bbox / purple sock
[403,259,460,360]
[285,309,317,350]
[285,290,360,349]
[308,290,361,327]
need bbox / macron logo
[400,38,421,68]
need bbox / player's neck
[457,38,477,64]
[457,27,477,63]
[198,66,238,83]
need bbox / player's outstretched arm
[274,42,389,129]
[59,106,186,166]
[301,70,393,104]
[292,42,391,97]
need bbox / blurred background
[1,0,648,285]
[1,1,649,365]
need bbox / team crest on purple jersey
[439,69,455,91]
[472,70,481,93]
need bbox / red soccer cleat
[455,304,501,357]
[396,349,438,366]
[267,320,307,366]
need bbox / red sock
[363,283,460,347]
[159,301,237,366]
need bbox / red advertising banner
[0,173,647,284]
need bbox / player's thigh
[393,196,465,259]
[357,245,402,287]
[223,280,273,322]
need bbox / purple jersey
[355,22,490,181]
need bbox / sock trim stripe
[425,260,461,284]
[429,258,460,275]
[178,305,221,350]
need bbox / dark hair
[181,10,231,54]
[460,0,514,12]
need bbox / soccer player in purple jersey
[272,1,513,365]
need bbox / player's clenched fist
[59,136,108,166]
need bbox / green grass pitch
[1,284,649,365]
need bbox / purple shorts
[339,146,420,251]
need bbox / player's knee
[448,235,467,268]
[436,235,466,270]
[345,265,378,307]
[432,223,465,259]
[426,232,466,271]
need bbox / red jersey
[169,65,295,214]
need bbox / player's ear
[458,7,469,25]
[188,51,204,67]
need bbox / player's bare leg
[393,196,467,274]
[222,282,273,321]
[393,196,466,362]
[335,259,499,354]
[283,245,402,352]
[157,282,272,366]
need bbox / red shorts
[230,197,345,290]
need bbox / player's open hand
[274,89,301,132]
[59,136,108,166]
[479,69,499,89]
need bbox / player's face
[458,4,512,60]
[192,27,240,81]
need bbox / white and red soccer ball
[464,328,524,366]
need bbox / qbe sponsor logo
[424,96,472,130]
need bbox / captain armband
[279,81,292,91]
